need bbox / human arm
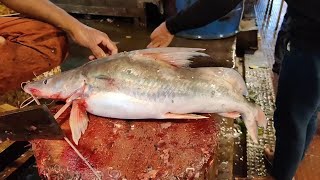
[0,0,118,59]
[148,0,242,48]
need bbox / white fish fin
[130,47,209,67]
[241,105,267,144]
[218,112,241,119]
[163,112,209,119]
[69,100,89,145]
[135,47,206,53]
[195,67,249,96]
[244,119,259,143]
[255,105,267,128]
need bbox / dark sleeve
[166,0,242,34]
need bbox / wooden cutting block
[31,105,221,179]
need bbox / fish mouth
[23,86,41,96]
[22,82,42,97]
[21,82,30,94]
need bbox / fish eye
[43,79,48,85]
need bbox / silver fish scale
[245,68,276,178]
[122,74,214,103]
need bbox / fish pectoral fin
[218,112,241,119]
[131,47,210,67]
[69,100,89,145]
[163,112,209,119]
[255,105,268,128]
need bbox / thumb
[0,36,5,46]
[90,45,106,59]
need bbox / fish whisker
[31,94,41,105]
[52,101,101,179]
[20,81,29,91]
[20,96,35,108]
[45,100,55,106]
[33,72,39,79]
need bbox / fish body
[24,47,266,144]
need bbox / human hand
[147,22,174,48]
[69,24,118,60]
[0,36,5,47]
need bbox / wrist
[165,18,178,35]
[59,17,84,37]
[163,21,174,36]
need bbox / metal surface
[245,67,276,178]
[0,105,64,141]
[236,0,259,57]
[174,0,244,40]
[240,0,287,176]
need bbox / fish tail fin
[130,47,210,67]
[255,104,267,128]
[241,105,267,143]
[243,119,259,143]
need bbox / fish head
[23,70,85,100]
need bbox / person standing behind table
[0,0,118,94]
[147,0,242,48]
[148,0,320,179]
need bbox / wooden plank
[0,141,14,154]
[0,104,34,179]
[0,104,17,151]
[0,104,17,112]
[52,0,138,8]
[54,3,144,17]
[0,149,34,180]
[217,117,235,180]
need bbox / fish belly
[84,92,167,119]
[84,91,236,119]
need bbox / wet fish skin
[23,47,266,144]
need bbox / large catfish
[23,48,267,144]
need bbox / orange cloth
[0,17,68,94]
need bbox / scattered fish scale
[245,67,276,178]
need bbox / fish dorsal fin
[130,47,209,67]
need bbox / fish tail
[241,104,267,143]
[243,119,259,143]
[254,104,267,128]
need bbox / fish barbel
[23,47,267,144]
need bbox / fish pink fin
[244,120,259,143]
[243,105,267,144]
[218,112,241,119]
[163,112,209,119]
[256,106,267,128]
[69,100,89,145]
[131,47,209,67]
